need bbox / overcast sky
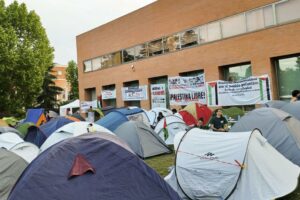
[5,0,156,65]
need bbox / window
[112,51,122,66]
[135,44,148,60]
[123,47,135,63]
[57,71,62,75]
[199,25,208,43]
[221,14,246,37]
[101,54,113,68]
[207,22,221,41]
[246,9,264,31]
[263,5,274,27]
[123,81,140,107]
[85,88,96,101]
[275,55,300,100]
[102,84,116,107]
[222,63,252,81]
[179,70,203,77]
[180,28,199,48]
[276,0,300,24]
[148,38,163,56]
[84,60,92,72]
[92,57,102,70]
[163,34,180,52]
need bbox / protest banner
[206,75,271,106]
[168,74,206,105]
[101,89,116,99]
[122,85,148,101]
[150,84,167,108]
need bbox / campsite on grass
[1,102,300,200]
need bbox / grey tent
[263,100,287,109]
[0,127,22,137]
[280,101,300,121]
[230,107,300,166]
[114,121,171,158]
[0,148,28,200]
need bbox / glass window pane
[207,21,221,41]
[84,60,92,72]
[277,56,300,99]
[199,25,208,43]
[276,0,300,24]
[180,28,199,48]
[223,63,252,81]
[246,9,264,32]
[92,57,101,70]
[163,34,180,52]
[101,54,113,68]
[112,51,122,66]
[148,38,163,56]
[135,44,148,59]
[263,5,274,27]
[123,47,135,63]
[221,14,246,37]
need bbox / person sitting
[210,109,228,132]
[157,112,164,123]
[291,90,300,102]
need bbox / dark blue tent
[23,109,46,126]
[9,133,181,200]
[25,117,74,147]
[95,107,149,131]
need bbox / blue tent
[23,109,46,126]
[9,133,181,200]
[95,107,149,131]
[25,117,74,147]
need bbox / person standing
[87,106,95,123]
[210,109,228,132]
[291,90,300,102]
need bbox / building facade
[52,64,70,102]
[76,0,300,109]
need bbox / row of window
[83,0,300,72]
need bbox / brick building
[52,64,70,102]
[76,0,300,109]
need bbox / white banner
[101,89,116,99]
[206,75,272,106]
[80,100,97,113]
[168,74,206,105]
[122,85,148,101]
[150,84,167,108]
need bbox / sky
[4,0,156,65]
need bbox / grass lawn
[145,153,300,200]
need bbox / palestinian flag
[163,118,169,141]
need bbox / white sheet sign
[168,74,206,105]
[101,89,116,99]
[206,75,272,106]
[122,85,148,101]
[151,84,167,108]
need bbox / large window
[92,57,102,70]
[102,84,116,107]
[123,47,135,63]
[222,63,252,81]
[275,55,300,100]
[164,34,180,52]
[101,54,113,68]
[84,60,92,72]
[135,44,148,60]
[123,81,141,107]
[207,22,221,42]
[180,28,199,48]
[221,14,246,37]
[148,39,163,56]
[276,0,300,24]
[112,51,122,66]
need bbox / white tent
[40,122,114,152]
[154,115,188,145]
[147,108,173,126]
[10,142,40,163]
[59,99,80,116]
[165,128,300,200]
[0,132,23,150]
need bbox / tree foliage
[0,0,54,117]
[36,65,63,111]
[66,60,79,100]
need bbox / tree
[66,60,79,100]
[0,1,54,117]
[36,65,63,111]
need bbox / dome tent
[40,121,113,152]
[147,107,173,127]
[280,101,300,121]
[230,107,300,166]
[0,148,28,200]
[8,133,181,200]
[114,121,171,159]
[154,115,188,145]
[165,128,300,200]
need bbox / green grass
[145,153,300,199]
